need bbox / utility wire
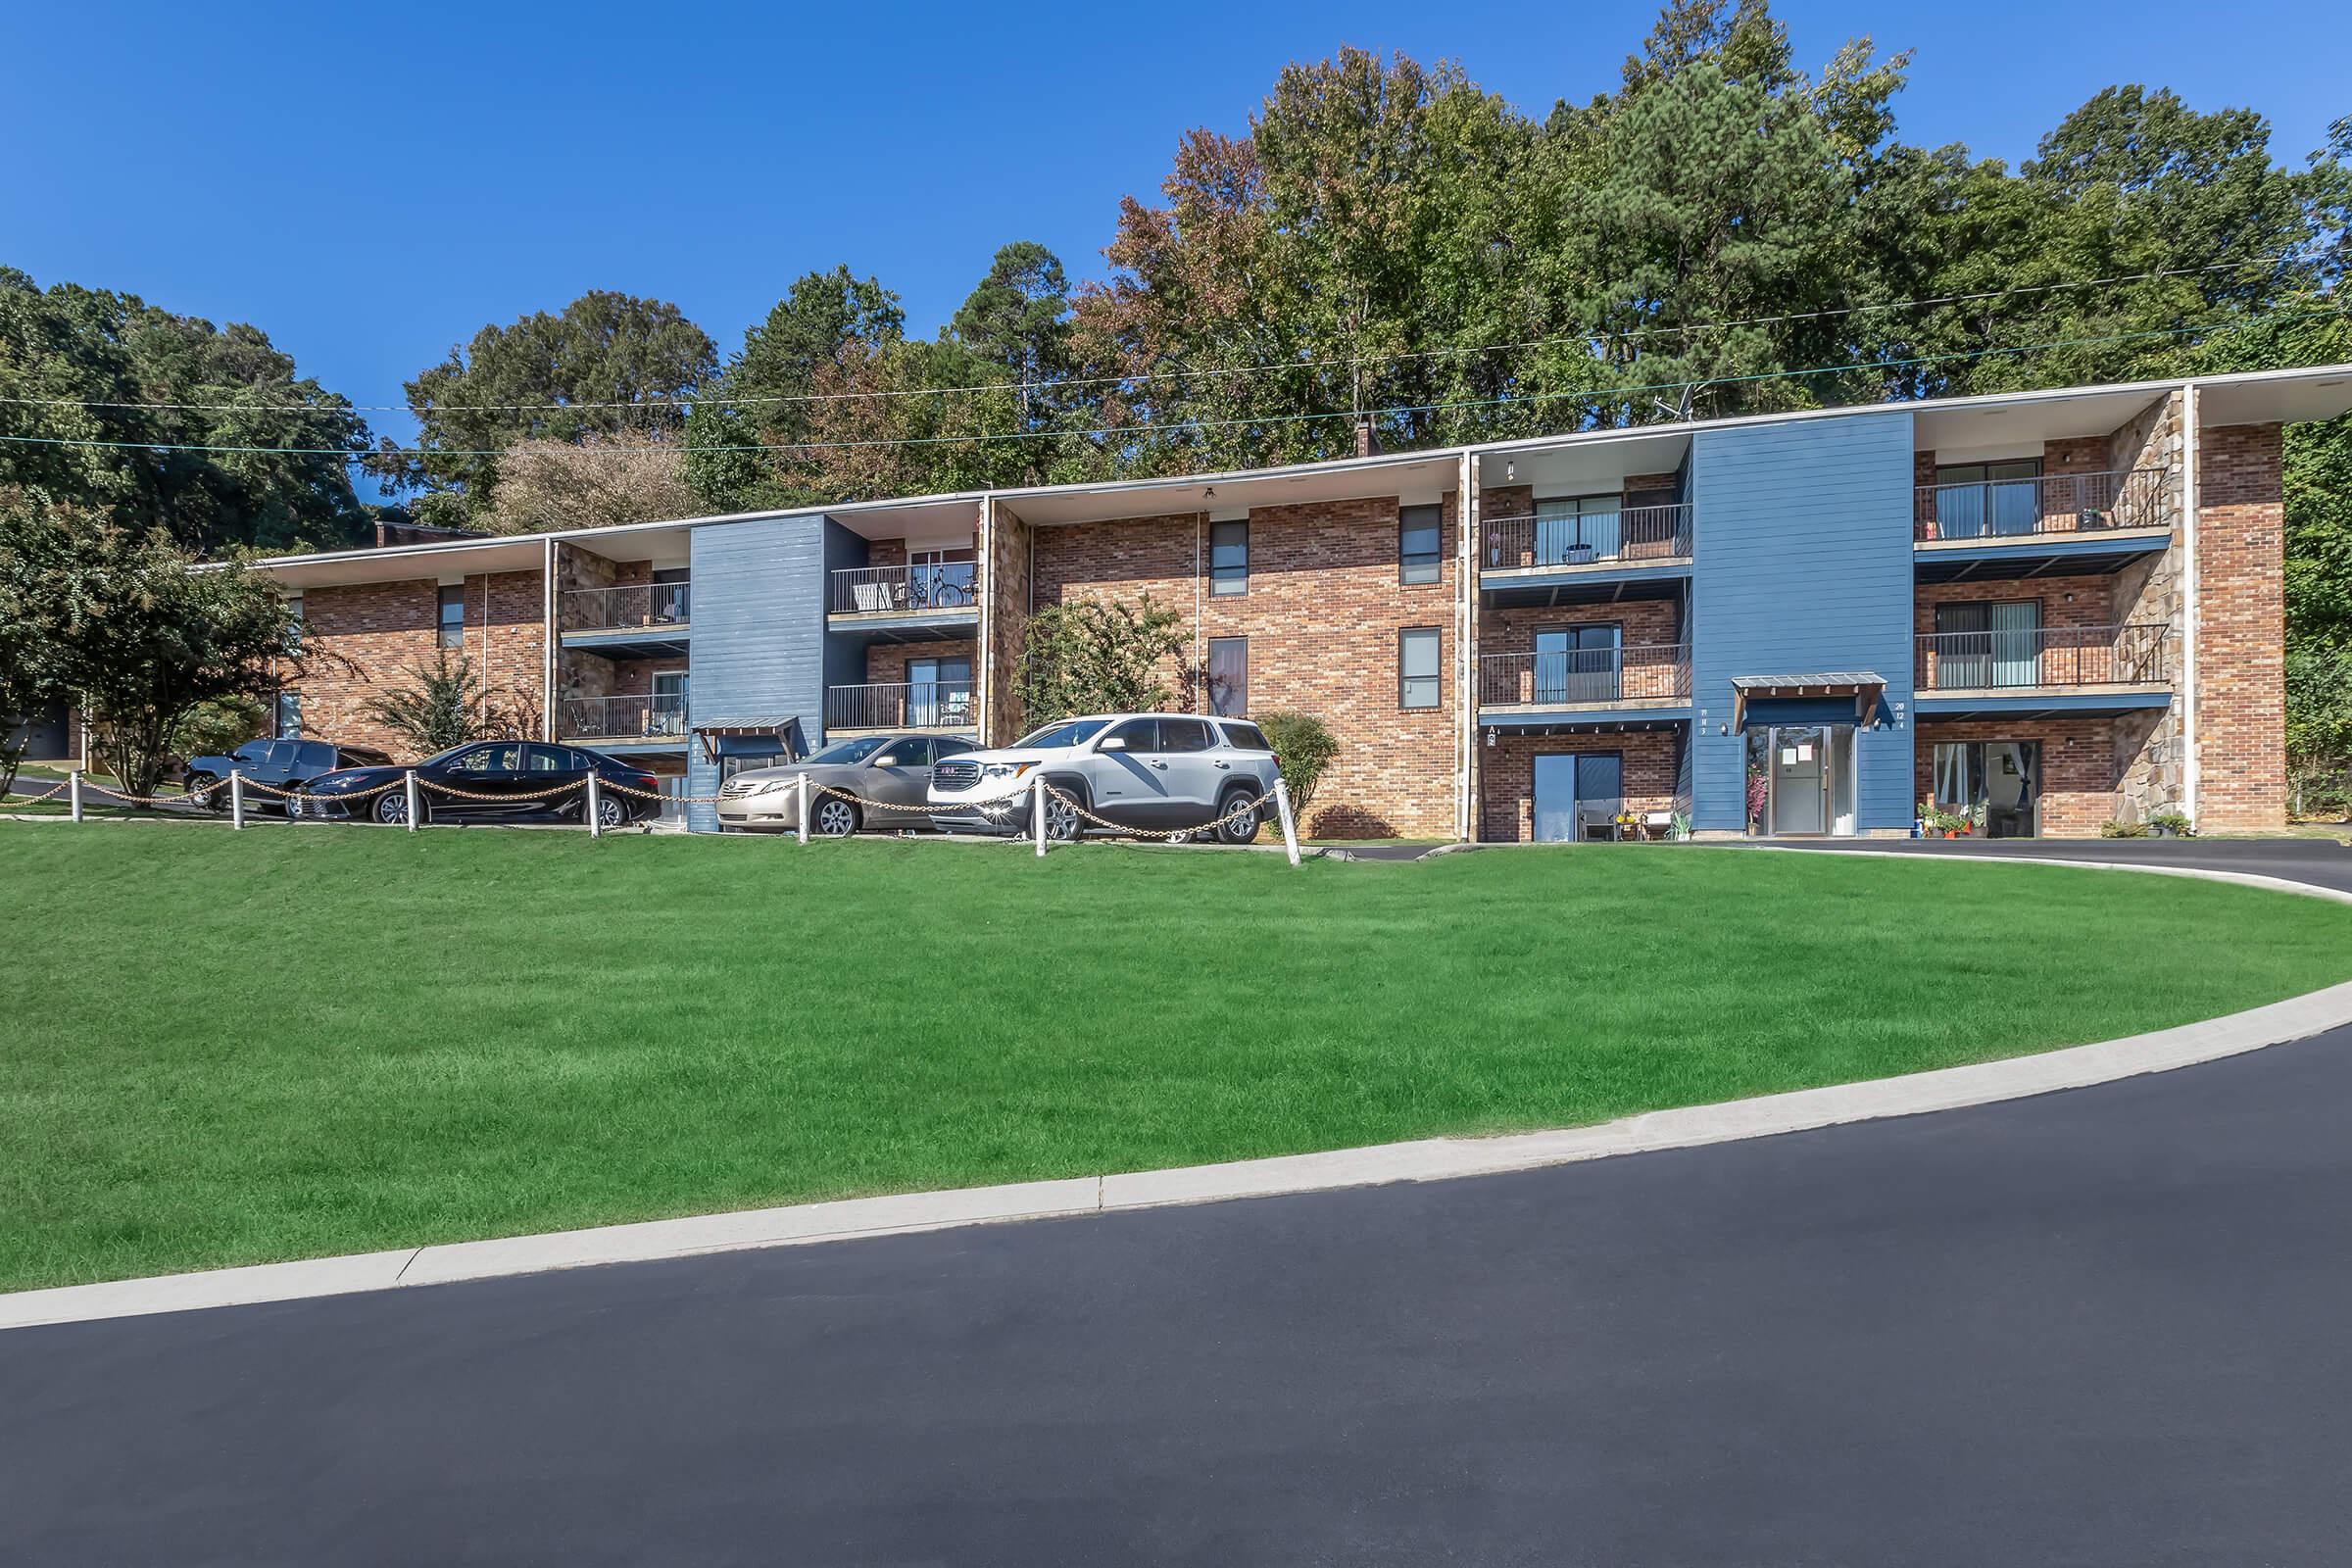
[0,255,2314,418]
[0,311,2339,462]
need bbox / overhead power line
[0,311,2339,463]
[0,255,2314,420]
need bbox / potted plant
[2151,810,2193,839]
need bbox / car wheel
[373,790,416,826]
[1216,788,1263,845]
[1042,781,1083,842]
[811,795,859,838]
[596,792,628,831]
[184,772,221,812]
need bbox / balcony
[825,680,977,734]
[559,581,691,658]
[1480,504,1691,607]
[828,563,980,637]
[1913,469,2170,580]
[1478,643,1691,725]
[559,693,689,746]
[1914,622,2174,718]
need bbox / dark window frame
[1207,636,1249,717]
[437,585,466,650]
[1398,505,1443,585]
[1397,626,1443,710]
[1209,518,1249,597]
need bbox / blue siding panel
[1690,413,1916,832]
[684,515,827,831]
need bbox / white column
[69,769,82,822]
[230,770,245,830]
[1033,772,1048,857]
[586,769,604,838]
[1274,776,1301,866]
[797,770,810,845]
[2179,381,2201,826]
[1457,449,1478,843]
[405,769,419,832]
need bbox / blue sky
[4,1,2339,477]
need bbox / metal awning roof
[1730,674,1886,729]
[691,715,797,734]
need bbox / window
[437,585,466,649]
[908,548,977,607]
[1933,601,2041,687]
[1534,494,1624,565]
[650,567,690,625]
[935,738,978,759]
[1934,458,2043,539]
[1158,716,1213,753]
[1534,623,1622,704]
[878,738,934,768]
[651,671,688,735]
[1399,505,1442,584]
[1210,519,1248,597]
[906,656,973,728]
[1103,717,1161,751]
[1217,720,1272,753]
[296,742,334,772]
[1398,627,1442,710]
[1207,637,1248,716]
[1012,717,1111,750]
[285,593,303,650]
[447,743,520,773]
[524,745,575,772]
[274,690,302,739]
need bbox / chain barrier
[600,777,722,805]
[81,780,200,808]
[1037,780,1277,842]
[414,777,589,804]
[1,781,67,806]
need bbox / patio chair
[851,581,896,613]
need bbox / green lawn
[7,825,2352,1292]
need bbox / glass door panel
[1770,726,1827,836]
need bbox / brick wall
[865,639,978,685]
[1480,729,1679,842]
[290,572,545,760]
[1913,574,2121,638]
[1912,717,2125,838]
[1030,493,1461,838]
[982,504,1032,744]
[2195,421,2287,830]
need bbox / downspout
[479,573,491,728]
[2180,382,2201,824]
[1458,450,1477,842]
[977,495,994,745]
[1194,511,1204,709]
[541,540,556,741]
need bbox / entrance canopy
[1730,672,1886,732]
[691,715,802,763]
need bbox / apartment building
[255,365,2352,840]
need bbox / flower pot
[1943,829,1958,839]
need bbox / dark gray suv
[183,738,391,813]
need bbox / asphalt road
[1762,832,2352,895]
[8,852,2352,1564]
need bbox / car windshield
[1012,718,1111,750]
[799,737,892,765]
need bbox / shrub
[2099,819,2150,838]
[2151,810,2194,837]
[1015,596,1187,728]
[1255,711,1340,816]
[361,653,512,756]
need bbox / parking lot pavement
[1757,833,2352,896]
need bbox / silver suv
[926,713,1282,843]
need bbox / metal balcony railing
[1916,622,2173,689]
[559,693,688,740]
[1483,504,1690,570]
[826,681,976,731]
[1478,643,1691,707]
[1913,468,2168,542]
[829,563,978,615]
[561,580,691,631]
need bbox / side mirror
[872,755,899,767]
[1098,736,1127,752]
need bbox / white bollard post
[230,770,245,830]
[1033,773,1048,858]
[70,770,83,822]
[586,770,604,838]
[1273,776,1300,867]
[404,769,419,832]
[797,770,810,845]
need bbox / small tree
[0,490,79,797]
[360,653,510,757]
[1254,711,1340,816]
[1015,596,1188,728]
[4,491,301,801]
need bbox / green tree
[0,270,373,553]
[377,290,716,525]
[1253,711,1340,815]
[359,652,512,756]
[3,491,302,800]
[1014,598,1188,728]
[0,488,82,795]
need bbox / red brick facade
[1028,494,1461,838]
[292,571,546,760]
[1481,729,1680,843]
[1912,717,2139,839]
[2194,421,2287,830]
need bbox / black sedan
[289,741,663,828]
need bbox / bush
[2151,810,2194,837]
[1255,711,1340,817]
[2099,819,2150,839]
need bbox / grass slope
[7,825,2352,1291]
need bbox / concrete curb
[7,855,2352,1333]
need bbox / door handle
[1149,760,1168,770]
[1213,760,1231,769]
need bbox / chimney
[1354,418,1377,459]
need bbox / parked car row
[179,710,1282,842]
[717,712,1280,843]
[184,740,662,827]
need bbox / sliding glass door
[1532,752,1624,842]
[1931,740,2040,837]
[1533,623,1622,704]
